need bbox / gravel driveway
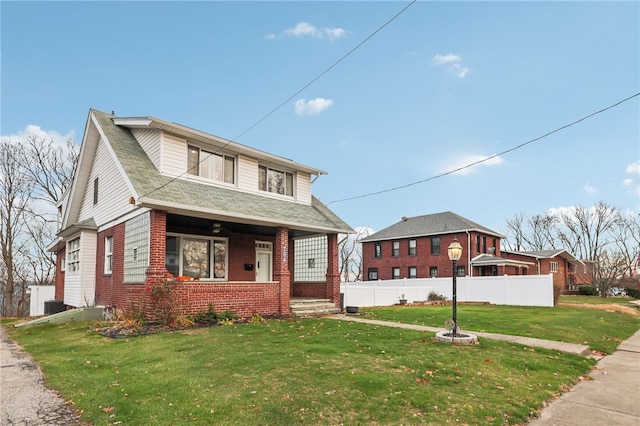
[0,325,80,425]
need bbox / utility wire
[138,0,417,201]
[327,92,640,205]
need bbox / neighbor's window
[392,267,401,279]
[408,266,417,278]
[368,268,378,280]
[430,266,438,277]
[392,241,400,257]
[408,239,417,256]
[259,165,293,196]
[550,262,558,273]
[374,243,382,258]
[456,265,466,277]
[187,145,235,184]
[104,236,113,274]
[165,234,228,279]
[431,237,440,255]
[67,237,80,273]
[61,256,66,272]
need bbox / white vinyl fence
[341,274,554,308]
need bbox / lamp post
[447,238,463,336]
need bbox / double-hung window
[259,165,294,196]
[104,236,113,274]
[392,241,400,257]
[368,268,378,280]
[67,237,80,273]
[187,145,235,184]
[374,243,382,258]
[392,267,401,279]
[165,234,228,280]
[408,266,417,278]
[431,237,440,255]
[408,239,417,256]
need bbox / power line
[327,92,640,205]
[138,0,417,201]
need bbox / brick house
[48,109,353,318]
[501,249,590,292]
[360,212,533,280]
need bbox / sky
[2,0,639,237]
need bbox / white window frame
[67,237,80,274]
[165,233,229,280]
[104,236,113,274]
[392,267,401,279]
[187,145,236,185]
[550,261,559,273]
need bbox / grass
[363,296,640,354]
[5,317,595,426]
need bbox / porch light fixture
[213,223,221,234]
[447,238,463,337]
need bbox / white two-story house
[49,109,353,318]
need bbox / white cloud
[626,160,640,174]
[294,98,334,116]
[432,53,470,78]
[444,154,504,176]
[623,178,634,187]
[3,125,75,148]
[547,206,575,218]
[583,182,597,194]
[269,22,348,41]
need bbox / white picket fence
[340,274,554,308]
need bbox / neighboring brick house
[501,249,590,292]
[360,212,533,280]
[48,109,353,318]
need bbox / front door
[256,241,272,282]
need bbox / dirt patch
[558,302,640,317]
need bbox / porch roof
[471,254,535,268]
[92,109,353,235]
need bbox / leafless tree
[339,226,372,282]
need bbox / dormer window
[187,145,235,184]
[259,165,293,196]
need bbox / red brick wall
[95,223,126,308]
[362,233,473,280]
[54,247,66,301]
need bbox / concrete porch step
[290,299,340,318]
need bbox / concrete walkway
[329,314,640,425]
[0,324,80,425]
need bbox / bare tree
[339,226,372,282]
[0,139,32,316]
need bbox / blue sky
[2,0,639,236]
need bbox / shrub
[145,277,181,326]
[624,288,640,299]
[427,291,447,301]
[578,285,598,296]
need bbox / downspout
[466,231,472,276]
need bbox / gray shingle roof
[92,109,353,234]
[359,211,504,242]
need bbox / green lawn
[4,300,638,425]
[363,298,640,354]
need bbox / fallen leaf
[102,406,114,413]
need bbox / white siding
[237,155,259,192]
[78,137,135,226]
[132,128,161,169]
[296,172,312,204]
[64,231,97,307]
[161,132,188,177]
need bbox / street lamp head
[448,238,463,261]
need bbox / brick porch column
[326,233,340,306]
[274,227,291,315]
[146,209,167,281]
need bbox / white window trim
[67,237,80,274]
[166,233,229,280]
[104,236,113,274]
[258,164,295,198]
[187,144,236,186]
[550,261,559,273]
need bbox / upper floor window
[93,177,99,205]
[431,237,440,255]
[392,241,400,257]
[259,165,293,196]
[550,262,558,273]
[67,237,80,273]
[408,239,417,256]
[187,145,235,184]
[104,236,113,274]
[374,243,382,258]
